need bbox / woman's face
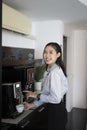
[43,45,60,67]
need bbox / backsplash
[2,46,35,66]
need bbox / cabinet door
[27,68,35,83]
[2,3,32,35]
[28,104,48,129]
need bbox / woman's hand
[23,102,35,110]
[23,90,38,98]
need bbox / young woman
[23,42,68,130]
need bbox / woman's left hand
[23,90,38,98]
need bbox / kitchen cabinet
[27,103,48,129]
[2,3,32,35]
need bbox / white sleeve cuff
[33,100,44,107]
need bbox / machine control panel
[13,82,22,99]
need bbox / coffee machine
[2,82,23,118]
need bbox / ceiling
[2,0,87,29]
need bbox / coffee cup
[16,104,24,113]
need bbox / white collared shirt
[34,64,68,107]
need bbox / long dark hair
[43,42,67,77]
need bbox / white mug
[16,104,24,113]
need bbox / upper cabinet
[2,3,32,35]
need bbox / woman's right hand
[23,102,35,110]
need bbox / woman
[23,42,68,130]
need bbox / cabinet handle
[38,107,45,112]
[21,120,30,128]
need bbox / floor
[66,108,87,130]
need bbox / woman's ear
[57,52,61,58]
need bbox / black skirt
[46,101,68,130]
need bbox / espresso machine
[2,82,23,118]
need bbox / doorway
[63,35,67,72]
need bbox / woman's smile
[44,45,59,66]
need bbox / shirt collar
[47,64,59,73]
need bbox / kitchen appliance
[2,82,23,118]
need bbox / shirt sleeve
[33,100,44,107]
[40,69,64,104]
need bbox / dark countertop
[1,109,34,125]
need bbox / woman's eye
[49,51,53,54]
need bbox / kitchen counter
[1,109,34,125]
[1,104,47,130]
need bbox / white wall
[32,20,64,59]
[65,29,87,110]
[73,30,87,108]
[66,34,74,112]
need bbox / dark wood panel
[2,46,34,66]
[0,0,2,125]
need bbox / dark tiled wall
[2,46,34,66]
